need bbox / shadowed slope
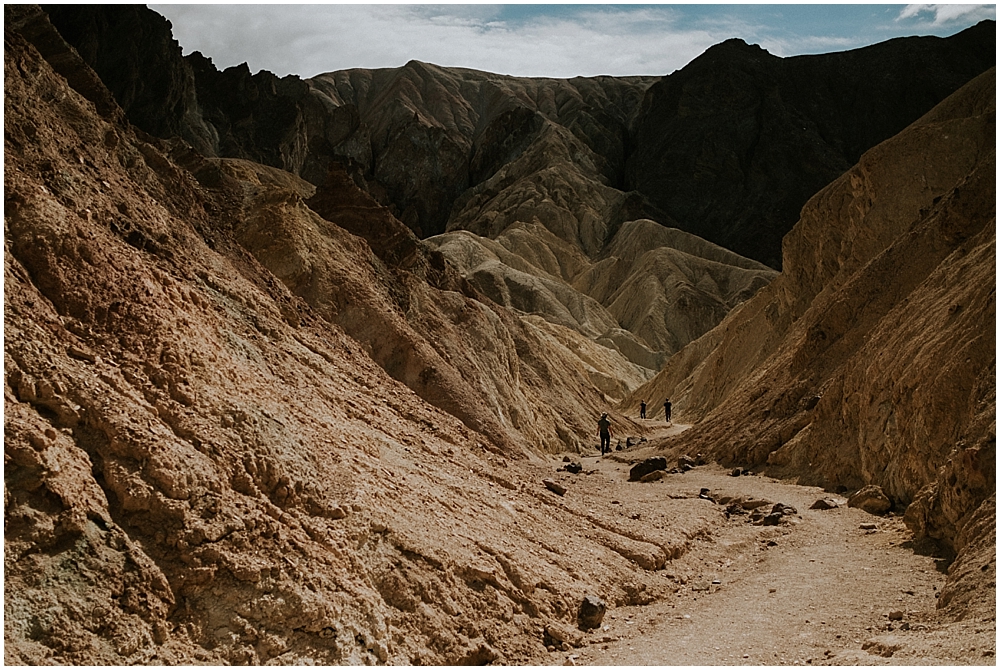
[626,22,995,268]
[629,69,995,611]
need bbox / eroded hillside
[5,4,995,665]
[629,68,996,621]
[4,10,720,664]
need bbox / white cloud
[152,5,733,78]
[151,4,995,80]
[898,4,995,26]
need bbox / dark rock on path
[629,458,667,482]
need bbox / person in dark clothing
[597,412,613,455]
[664,399,672,423]
[640,400,646,420]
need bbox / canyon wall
[630,69,995,605]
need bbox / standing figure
[640,400,647,420]
[597,413,613,455]
[664,399,672,423]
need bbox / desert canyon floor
[521,423,994,666]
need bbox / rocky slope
[41,5,994,368]
[625,21,996,268]
[629,68,995,616]
[5,10,725,664]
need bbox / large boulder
[628,458,667,482]
[847,485,892,516]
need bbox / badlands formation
[5,4,996,665]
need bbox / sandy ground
[527,423,995,666]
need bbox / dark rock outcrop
[44,4,215,154]
[626,21,996,268]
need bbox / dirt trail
[531,424,993,666]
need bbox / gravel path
[539,423,980,666]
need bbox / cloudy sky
[150,3,996,79]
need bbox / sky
[149,3,997,79]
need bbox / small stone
[730,467,743,477]
[639,470,666,483]
[760,512,783,526]
[565,462,583,474]
[328,506,347,520]
[677,454,696,469]
[563,456,571,462]
[577,595,607,630]
[888,610,904,621]
[543,479,567,496]
[859,522,878,530]
[810,497,840,510]
[67,345,98,363]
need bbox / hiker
[640,400,646,420]
[664,399,672,423]
[597,412,613,455]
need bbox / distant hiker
[640,400,646,420]
[597,413,613,455]
[664,399,672,423]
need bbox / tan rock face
[6,18,724,665]
[631,69,995,585]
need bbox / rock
[577,595,607,630]
[771,502,796,515]
[677,454,696,469]
[546,622,583,647]
[639,470,666,483]
[628,458,667,482]
[562,456,571,463]
[810,497,840,510]
[759,512,783,526]
[859,522,878,531]
[328,506,347,520]
[67,345,98,363]
[680,463,692,472]
[848,485,892,515]
[730,467,743,477]
[543,479,567,496]
[725,502,747,516]
[887,610,904,621]
[740,498,771,510]
[565,462,583,474]
[699,488,714,501]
